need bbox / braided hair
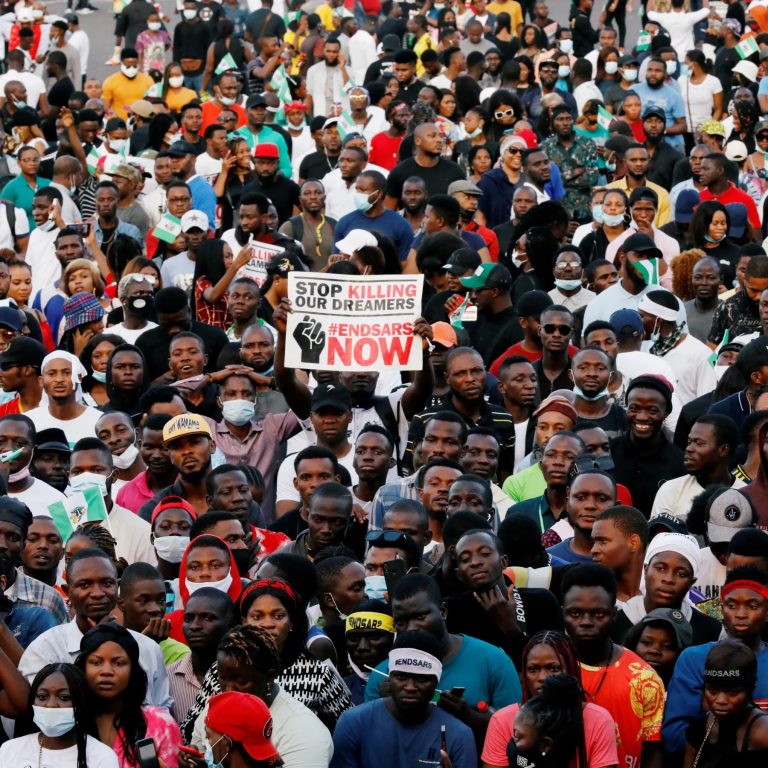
[517,674,588,768]
[68,521,128,576]
[520,631,581,702]
[217,625,282,678]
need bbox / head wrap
[721,579,768,602]
[643,532,700,580]
[388,648,443,680]
[533,394,578,423]
[41,351,88,403]
[638,292,679,323]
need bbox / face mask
[32,706,76,738]
[364,575,388,600]
[602,212,625,227]
[679,63,689,78]
[353,191,375,213]
[605,61,619,75]
[183,8,197,18]
[558,65,570,79]
[109,138,127,152]
[605,160,617,172]
[91,369,107,383]
[121,65,139,79]
[623,68,638,82]
[204,737,228,768]
[9,462,31,483]
[219,94,236,106]
[649,318,661,344]
[559,39,573,55]
[511,249,525,268]
[665,60,677,76]
[704,232,726,243]
[459,207,474,223]
[592,204,604,223]
[38,218,56,233]
[186,572,233,596]
[69,471,109,498]
[113,441,139,470]
[154,535,190,563]
[222,399,255,426]
[555,278,582,291]
[148,21,162,30]
[127,294,153,317]
[467,125,483,139]
[572,383,609,401]
[13,100,28,110]
[169,75,184,88]
[69,175,78,194]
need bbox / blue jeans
[183,73,204,93]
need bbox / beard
[326,58,339,66]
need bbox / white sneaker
[79,7,95,13]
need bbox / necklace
[585,641,614,701]
[38,734,44,768]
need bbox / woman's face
[35,670,73,710]
[504,145,523,171]
[518,61,530,81]
[222,243,234,270]
[9,265,32,303]
[18,149,40,176]
[523,27,535,45]
[463,111,481,133]
[84,640,132,700]
[169,64,182,80]
[623,95,641,121]
[634,624,678,679]
[68,267,95,296]
[708,210,728,241]
[494,103,515,126]
[439,94,456,118]
[138,266,161,290]
[603,192,626,216]
[91,341,116,373]
[244,594,292,652]
[443,9,456,24]
[386,77,399,98]
[472,148,492,174]
[703,684,751,719]
[235,141,252,168]
[163,121,179,145]
[524,643,563,697]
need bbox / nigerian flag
[49,488,108,540]
[215,53,238,75]
[153,213,182,244]
[86,144,106,174]
[634,258,660,286]
[596,105,612,137]
[737,35,759,60]
[271,65,293,105]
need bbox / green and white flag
[284,10,300,25]
[271,65,293,105]
[215,53,238,75]
[145,81,164,99]
[597,105,612,136]
[86,144,106,174]
[636,31,651,52]
[634,257,660,286]
[737,35,759,59]
[153,213,183,244]
[48,488,108,540]
[336,109,355,139]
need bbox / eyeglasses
[124,273,156,286]
[542,324,572,335]
[366,530,410,545]
[555,260,582,270]
[495,108,515,120]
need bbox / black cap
[737,335,768,376]
[34,428,71,453]
[638,608,693,650]
[517,289,553,317]
[311,383,352,412]
[381,33,402,52]
[246,94,268,109]
[0,497,32,533]
[165,141,198,157]
[0,336,45,368]
[642,105,666,121]
[649,512,688,536]
[621,232,663,260]
[619,54,639,66]
[443,248,482,275]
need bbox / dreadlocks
[217,625,282,675]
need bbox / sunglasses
[758,133,768,141]
[542,324,572,335]
[555,261,582,270]
[495,108,515,120]
[124,273,157,286]
[505,147,523,155]
[366,529,410,545]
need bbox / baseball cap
[609,308,643,340]
[128,100,154,119]
[150,495,198,525]
[756,120,768,136]
[736,335,768,376]
[700,119,726,138]
[707,487,755,543]
[181,210,209,232]
[335,229,377,255]
[431,321,458,348]
[443,248,482,275]
[0,307,23,332]
[733,59,759,82]
[311,383,352,412]
[246,94,268,109]
[517,289,553,318]
[649,512,688,536]
[675,189,700,223]
[62,293,104,333]
[447,180,483,197]
[618,53,639,66]
[323,117,340,130]
[163,413,213,444]
[64,12,79,23]
[206,692,282,765]
[725,140,749,162]
[621,232,663,260]
[459,263,512,290]
[34,428,71,453]
[0,335,45,368]
[642,105,666,121]
[254,143,280,159]
[637,607,693,650]
[726,202,748,238]
[106,163,143,185]
[165,141,198,157]
[515,128,538,148]
[381,33,402,52]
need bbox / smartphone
[72,222,91,237]
[383,558,408,597]
[137,738,160,768]
[449,687,466,697]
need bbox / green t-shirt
[501,462,545,504]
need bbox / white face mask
[121,64,139,79]
[602,212,625,227]
[183,8,197,19]
[68,471,109,497]
[148,21,162,30]
[511,249,525,268]
[186,572,233,596]
[623,68,638,82]
[109,138,127,152]
[38,218,56,233]
[558,65,570,79]
[113,441,139,470]
[605,61,618,75]
[221,399,256,426]
[559,39,573,55]
[154,535,190,563]
[554,278,582,291]
[169,75,184,88]
[32,706,76,738]
[219,94,236,106]
[665,60,677,75]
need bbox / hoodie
[741,421,768,530]
[168,535,243,643]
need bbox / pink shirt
[116,470,160,514]
[114,706,182,768]
[481,702,619,767]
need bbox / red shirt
[699,182,761,230]
[201,100,247,132]
[489,342,580,377]
[464,221,500,261]
[0,398,21,418]
[368,131,403,171]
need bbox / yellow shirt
[487,0,523,32]
[606,177,672,228]
[316,3,334,32]
[102,71,155,120]
[414,32,434,76]
[165,86,199,113]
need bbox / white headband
[388,649,442,680]
[644,532,701,580]
[638,294,678,323]
[41,351,88,402]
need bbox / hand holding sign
[293,315,326,364]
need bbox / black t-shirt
[268,505,307,539]
[197,0,223,31]
[172,20,213,74]
[245,8,286,40]
[395,78,426,107]
[468,305,522,366]
[242,175,300,226]
[299,151,338,182]
[385,157,464,203]
[48,76,75,108]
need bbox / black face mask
[128,294,154,318]
[232,547,251,575]
[459,207,474,222]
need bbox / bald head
[54,156,81,176]
[414,122,437,140]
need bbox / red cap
[254,143,280,159]
[285,101,306,112]
[150,495,198,526]
[206,692,282,764]
[515,128,538,148]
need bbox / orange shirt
[201,100,247,131]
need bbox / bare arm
[202,246,251,304]
[400,317,434,419]
[666,117,687,136]
[0,627,29,716]
[712,90,724,121]
[202,42,216,93]
[273,297,312,419]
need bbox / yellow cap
[162,413,212,444]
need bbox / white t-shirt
[0,733,118,768]
[107,321,158,344]
[548,286,595,312]
[644,333,717,406]
[23,405,103,446]
[160,251,196,294]
[647,8,710,55]
[678,74,723,133]
[69,28,90,73]
[696,546,727,602]
[26,226,60,296]
[276,444,359,504]
[0,204,29,250]
[513,419,528,472]
[195,152,223,185]
[0,70,46,108]
[108,503,158,566]
[651,474,745,521]
[10,477,64,514]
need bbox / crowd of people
[2,0,768,765]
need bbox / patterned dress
[540,132,600,222]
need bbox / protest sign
[285,273,424,372]
[236,240,286,286]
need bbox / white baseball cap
[181,210,209,233]
[335,229,377,255]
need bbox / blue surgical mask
[592,204,604,223]
[466,126,484,139]
[704,233,726,243]
[91,369,107,383]
[32,706,76,738]
[602,212,625,227]
[554,278,582,291]
[559,39,573,55]
[69,471,108,498]
[353,191,375,213]
[364,575,388,600]
[573,384,609,402]
[679,63,689,78]
[204,736,228,768]
[222,399,255,426]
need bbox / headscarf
[41,351,88,403]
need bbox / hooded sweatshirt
[740,421,768,530]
